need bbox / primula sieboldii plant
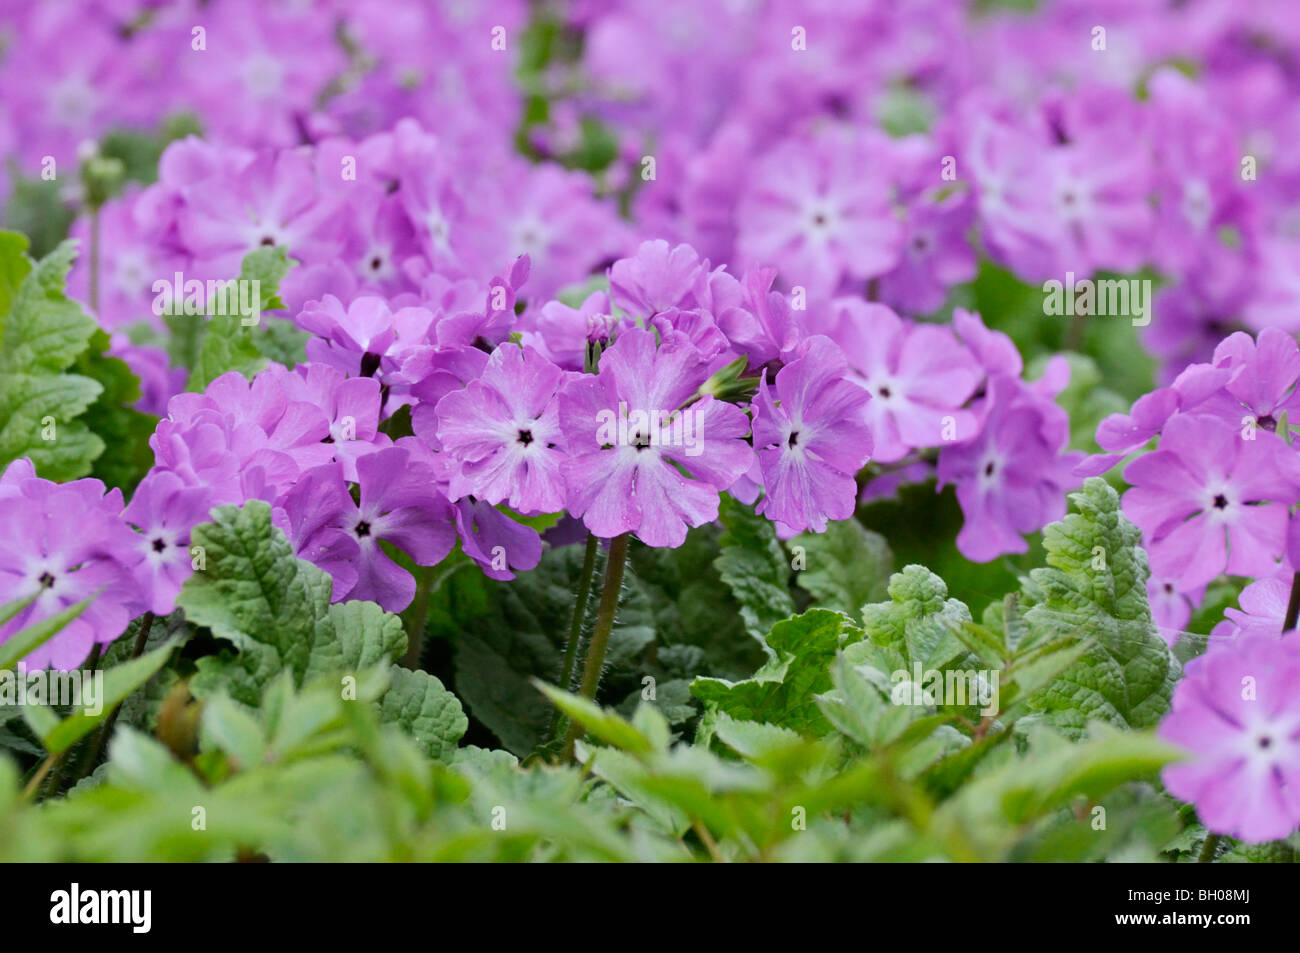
[0,0,1296,866]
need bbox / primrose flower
[1160,631,1300,843]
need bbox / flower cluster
[2,0,1299,848]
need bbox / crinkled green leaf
[377,665,467,762]
[0,234,106,480]
[1019,477,1176,732]
[791,518,892,618]
[176,502,447,760]
[692,608,864,736]
[0,238,97,374]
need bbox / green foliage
[175,501,466,759]
[1018,478,1177,733]
[714,495,797,644]
[184,247,292,391]
[790,518,893,616]
[0,235,106,480]
[73,330,157,493]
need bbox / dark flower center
[1259,414,1277,432]
[517,429,534,446]
[878,386,892,398]
[152,538,167,553]
[355,521,372,537]
[787,431,800,448]
[38,571,56,589]
[259,235,276,246]
[812,213,827,227]
[1258,735,1273,750]
[984,462,995,477]
[359,352,382,377]
[1213,494,1228,509]
[369,255,383,271]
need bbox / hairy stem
[550,532,599,741]
[401,566,435,669]
[562,533,630,759]
[1197,833,1222,863]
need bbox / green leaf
[627,524,764,682]
[0,239,97,374]
[714,495,797,646]
[254,316,310,368]
[856,564,973,671]
[692,609,865,736]
[791,518,893,618]
[430,544,658,756]
[184,247,293,391]
[0,235,106,480]
[377,665,467,762]
[0,596,96,672]
[534,681,653,754]
[40,642,176,754]
[0,231,31,316]
[1019,477,1176,732]
[176,501,451,760]
[187,312,268,392]
[72,329,156,493]
[199,694,267,770]
[934,724,1182,859]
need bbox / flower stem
[1283,572,1300,633]
[401,566,435,669]
[88,205,101,315]
[77,611,155,783]
[562,533,630,759]
[549,532,599,741]
[1197,833,1222,863]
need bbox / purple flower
[122,470,214,615]
[298,295,402,380]
[1159,631,1300,843]
[520,290,614,372]
[1122,415,1300,590]
[1216,575,1294,640]
[825,300,981,464]
[1148,576,1203,647]
[877,189,977,315]
[559,327,752,547]
[609,240,707,318]
[150,367,333,506]
[937,374,1082,562]
[0,464,140,670]
[178,148,343,283]
[283,363,388,482]
[436,344,569,515]
[454,498,543,582]
[736,127,901,301]
[752,336,873,535]
[280,447,456,612]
